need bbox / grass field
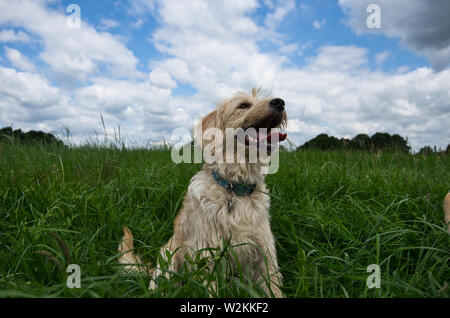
[0,141,448,298]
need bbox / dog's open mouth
[243,129,287,147]
[239,115,287,149]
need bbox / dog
[118,88,287,297]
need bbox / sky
[0,0,449,151]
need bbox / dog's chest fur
[176,169,275,266]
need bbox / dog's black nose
[269,98,285,112]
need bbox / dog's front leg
[256,250,283,298]
[267,271,283,298]
[149,239,183,290]
[258,267,283,298]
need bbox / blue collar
[212,171,256,196]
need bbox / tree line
[1,126,447,154]
[0,126,64,146]
[297,132,449,154]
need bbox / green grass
[0,141,448,297]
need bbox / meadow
[0,140,448,297]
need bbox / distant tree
[297,132,411,153]
[341,138,352,149]
[370,132,391,149]
[418,146,434,155]
[370,132,410,153]
[298,134,343,150]
[390,134,411,153]
[0,127,13,135]
[351,134,372,150]
[0,127,14,142]
[0,126,64,146]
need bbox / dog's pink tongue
[262,132,287,144]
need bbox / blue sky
[0,0,449,150]
[60,0,430,76]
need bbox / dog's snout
[269,98,285,112]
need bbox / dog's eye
[238,102,251,109]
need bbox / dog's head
[198,88,287,161]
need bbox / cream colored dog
[118,88,287,297]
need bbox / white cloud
[299,4,313,16]
[313,19,326,29]
[339,0,450,71]
[375,51,390,65]
[149,68,177,89]
[263,0,274,10]
[99,18,119,30]
[307,45,369,72]
[276,64,450,150]
[127,0,157,16]
[279,43,300,56]
[132,19,144,29]
[71,76,210,144]
[3,46,35,71]
[264,0,296,30]
[0,66,60,109]
[144,0,301,107]
[0,0,140,83]
[0,65,77,132]
[0,29,31,43]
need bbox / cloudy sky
[0,0,449,150]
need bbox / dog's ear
[193,110,217,147]
[202,110,217,133]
